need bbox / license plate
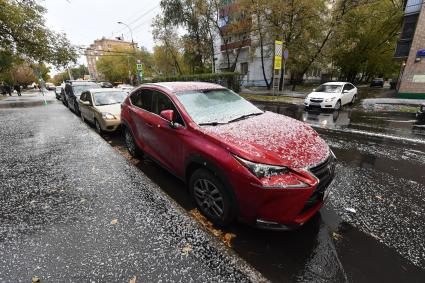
[310,102,321,106]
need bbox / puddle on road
[0,100,52,109]
[253,102,425,142]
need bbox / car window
[87,93,93,104]
[93,91,126,106]
[343,84,351,91]
[315,84,342,93]
[130,89,153,112]
[80,92,86,101]
[152,90,184,125]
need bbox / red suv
[121,82,335,230]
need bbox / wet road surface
[1,91,425,282]
[0,99,264,282]
[102,101,425,282]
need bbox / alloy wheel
[193,179,224,219]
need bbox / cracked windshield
[1,0,424,282]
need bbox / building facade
[214,0,325,87]
[85,37,135,81]
[395,0,425,98]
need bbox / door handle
[145,122,153,128]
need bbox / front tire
[94,119,102,135]
[351,95,357,105]
[124,127,142,158]
[189,169,235,227]
[334,100,341,110]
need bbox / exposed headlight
[325,97,336,102]
[234,155,288,178]
[102,112,116,120]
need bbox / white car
[304,82,357,110]
[116,84,134,93]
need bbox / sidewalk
[362,98,425,107]
[0,97,265,282]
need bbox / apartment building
[85,37,136,80]
[395,0,425,98]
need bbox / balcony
[220,38,251,51]
[405,0,422,14]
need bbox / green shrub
[144,72,241,92]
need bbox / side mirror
[160,109,174,122]
[80,100,90,106]
[160,110,179,129]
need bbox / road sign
[136,63,143,71]
[274,41,283,70]
[283,49,289,60]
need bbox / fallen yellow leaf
[332,232,342,241]
[111,219,118,225]
[129,276,136,283]
[182,244,193,255]
[222,233,236,247]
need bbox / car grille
[301,154,336,213]
[310,98,324,103]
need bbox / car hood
[201,111,330,169]
[95,103,121,116]
[307,92,339,99]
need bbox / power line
[114,4,160,35]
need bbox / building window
[240,62,248,75]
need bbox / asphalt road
[0,93,265,282]
[1,91,425,282]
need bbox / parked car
[121,82,335,229]
[304,82,357,110]
[63,80,99,113]
[99,81,113,88]
[79,89,127,134]
[45,82,55,90]
[117,84,134,92]
[370,78,384,88]
[54,86,62,100]
[417,104,425,122]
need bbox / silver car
[78,89,128,134]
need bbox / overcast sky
[43,0,162,70]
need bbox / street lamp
[117,21,137,85]
[117,21,135,51]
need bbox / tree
[11,64,36,86]
[330,0,403,82]
[96,47,156,83]
[159,0,214,73]
[152,15,187,75]
[0,0,77,67]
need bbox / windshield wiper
[198,121,227,126]
[228,112,263,123]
